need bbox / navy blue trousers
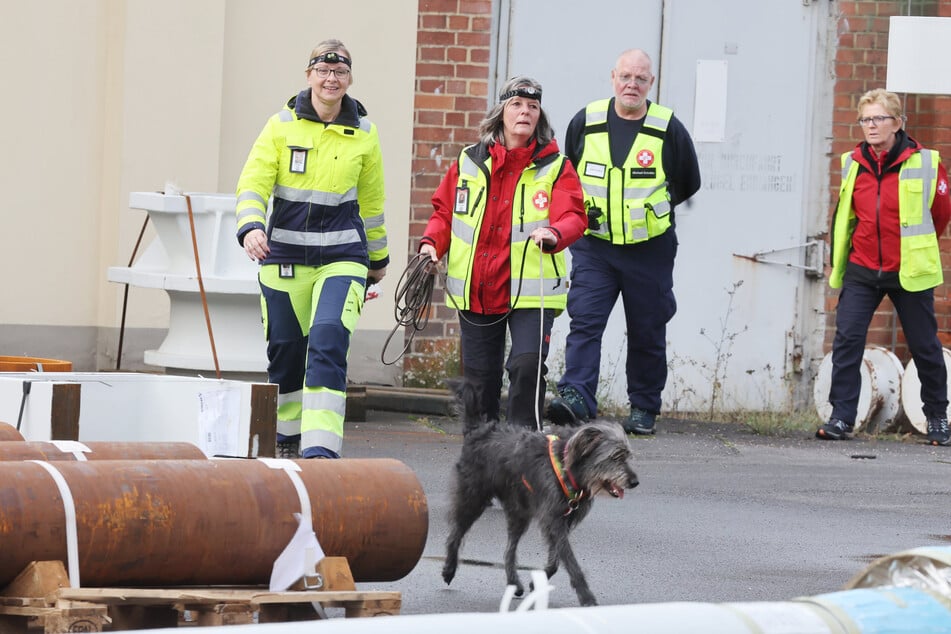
[558,232,677,416]
[830,277,948,423]
[459,308,555,428]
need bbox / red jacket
[421,138,586,314]
[846,132,951,272]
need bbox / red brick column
[826,1,951,358]
[404,0,493,385]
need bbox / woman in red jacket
[419,76,587,429]
[820,88,951,446]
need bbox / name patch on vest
[454,187,469,214]
[290,149,307,174]
[584,162,607,179]
[629,167,656,179]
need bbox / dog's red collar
[547,435,585,515]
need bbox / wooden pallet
[0,560,400,633]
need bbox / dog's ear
[564,424,606,467]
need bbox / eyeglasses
[857,115,896,127]
[617,73,651,87]
[313,67,351,79]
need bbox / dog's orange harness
[547,435,585,515]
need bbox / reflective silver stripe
[628,206,648,239]
[589,223,609,237]
[276,419,301,435]
[368,236,388,252]
[645,114,670,131]
[459,153,480,178]
[900,150,937,237]
[901,218,935,237]
[841,156,854,180]
[534,161,556,180]
[651,199,671,216]
[511,219,549,243]
[358,119,372,133]
[363,213,385,229]
[585,109,607,126]
[237,208,265,222]
[278,110,294,122]
[446,275,466,297]
[278,390,303,406]
[271,227,362,246]
[623,184,663,199]
[451,216,476,245]
[238,190,267,206]
[301,429,342,453]
[516,278,568,297]
[303,390,346,416]
[273,184,358,206]
[583,183,608,198]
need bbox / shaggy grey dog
[442,381,639,606]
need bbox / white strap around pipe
[49,440,91,461]
[29,460,81,587]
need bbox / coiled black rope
[381,239,536,364]
[381,253,438,365]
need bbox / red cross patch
[636,150,655,167]
[939,179,948,196]
[533,190,549,210]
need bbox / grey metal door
[499,0,830,415]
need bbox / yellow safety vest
[577,99,673,244]
[830,149,942,291]
[445,145,569,311]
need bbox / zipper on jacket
[606,167,617,242]
[518,183,526,231]
[875,176,883,276]
[471,187,484,216]
[549,253,563,290]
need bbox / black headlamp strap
[310,52,352,68]
[499,87,542,104]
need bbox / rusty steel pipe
[0,458,427,587]
[0,441,206,461]
[0,422,24,441]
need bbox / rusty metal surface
[0,441,206,461]
[0,422,24,441]
[0,458,428,587]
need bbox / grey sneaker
[926,417,950,446]
[815,418,853,440]
[624,407,656,435]
[277,437,300,459]
[546,386,590,426]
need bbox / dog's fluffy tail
[449,377,487,432]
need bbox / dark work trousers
[459,308,555,429]
[558,232,677,417]
[830,277,948,423]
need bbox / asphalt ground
[344,411,951,615]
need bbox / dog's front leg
[545,523,597,606]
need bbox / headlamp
[309,52,352,68]
[498,86,542,103]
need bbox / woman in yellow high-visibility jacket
[236,40,388,459]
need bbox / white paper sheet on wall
[887,17,951,95]
[693,59,728,143]
[197,388,241,456]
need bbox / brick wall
[405,0,493,383]
[827,0,951,360]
